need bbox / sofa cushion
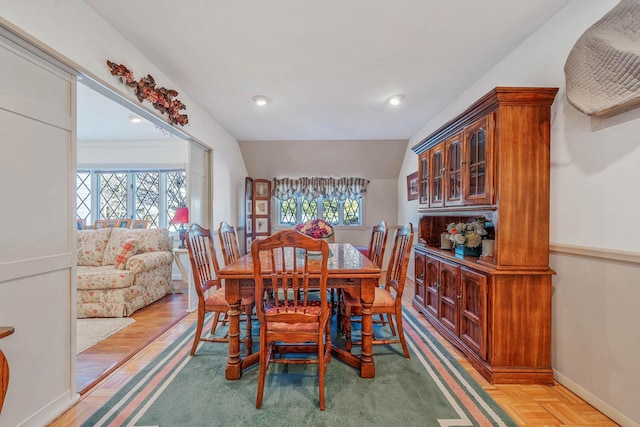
[103,228,173,265]
[77,265,135,290]
[134,228,173,252]
[77,228,112,266]
[115,238,139,270]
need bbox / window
[76,169,186,230]
[278,196,362,226]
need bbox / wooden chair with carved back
[338,220,389,330]
[252,230,332,410]
[367,220,388,269]
[186,223,254,357]
[340,223,414,358]
[218,221,241,266]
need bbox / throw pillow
[114,238,139,270]
[103,228,136,265]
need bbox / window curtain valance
[272,177,370,201]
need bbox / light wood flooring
[76,292,189,394]
[51,280,619,426]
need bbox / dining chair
[337,220,388,328]
[218,221,241,265]
[340,223,414,358]
[367,221,388,269]
[186,223,254,357]
[252,230,332,410]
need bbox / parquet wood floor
[76,291,189,394]
[50,280,619,426]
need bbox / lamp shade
[170,207,189,225]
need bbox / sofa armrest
[126,251,174,274]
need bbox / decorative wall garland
[107,60,188,126]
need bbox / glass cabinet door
[445,133,463,206]
[429,142,444,208]
[418,152,429,205]
[463,115,494,205]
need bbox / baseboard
[17,390,79,427]
[554,370,639,427]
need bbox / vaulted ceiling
[80,0,573,143]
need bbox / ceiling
[80,0,573,142]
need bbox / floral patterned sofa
[76,227,174,318]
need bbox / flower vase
[455,245,482,257]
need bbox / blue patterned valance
[272,177,370,201]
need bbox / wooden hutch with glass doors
[411,87,558,385]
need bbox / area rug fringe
[83,310,516,427]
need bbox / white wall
[0,2,247,425]
[397,1,640,425]
[0,0,248,228]
[77,140,188,168]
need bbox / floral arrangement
[107,60,189,126]
[295,219,334,239]
[445,219,488,248]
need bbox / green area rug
[83,310,516,426]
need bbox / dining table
[218,242,381,380]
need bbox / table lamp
[170,207,189,248]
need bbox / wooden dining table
[218,242,381,380]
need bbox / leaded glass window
[279,197,297,225]
[278,196,362,226]
[76,169,186,229]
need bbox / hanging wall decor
[564,0,640,118]
[107,60,189,126]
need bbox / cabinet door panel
[418,152,429,205]
[424,255,440,318]
[463,115,494,205]
[414,251,426,306]
[429,143,445,208]
[438,260,460,335]
[445,133,463,206]
[460,268,488,359]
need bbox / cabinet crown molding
[412,86,558,154]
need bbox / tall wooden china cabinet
[411,87,558,385]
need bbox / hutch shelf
[411,87,558,385]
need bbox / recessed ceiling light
[252,95,270,106]
[386,95,404,106]
[129,115,142,123]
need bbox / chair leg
[256,330,268,409]
[336,291,343,334]
[395,311,410,359]
[190,309,205,356]
[221,309,230,326]
[325,315,332,362]
[378,313,387,327]
[387,313,397,336]
[318,340,326,411]
[210,311,223,335]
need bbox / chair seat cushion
[205,286,254,308]
[264,300,327,332]
[267,321,319,332]
[343,286,395,308]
